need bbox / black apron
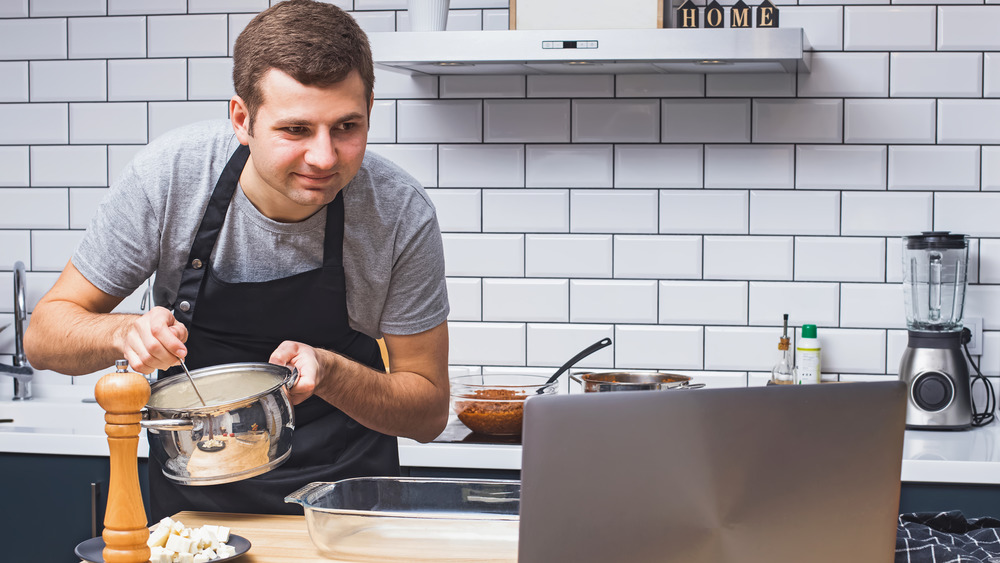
[150,144,399,521]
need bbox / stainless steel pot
[569,370,705,393]
[141,362,298,486]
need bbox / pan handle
[140,418,195,431]
[284,367,299,390]
[284,481,327,507]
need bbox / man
[23,0,450,520]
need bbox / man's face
[231,68,372,222]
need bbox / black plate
[75,533,250,562]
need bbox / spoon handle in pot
[544,337,613,386]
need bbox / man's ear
[230,96,251,145]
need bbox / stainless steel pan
[570,370,705,393]
[141,362,298,486]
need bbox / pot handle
[284,367,299,390]
[140,418,195,431]
[284,481,326,507]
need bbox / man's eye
[283,126,306,134]
[339,122,357,131]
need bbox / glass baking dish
[285,477,520,561]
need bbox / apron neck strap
[322,190,345,267]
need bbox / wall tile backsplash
[3,0,1000,401]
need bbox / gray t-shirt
[74,119,448,339]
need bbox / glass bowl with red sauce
[450,374,558,436]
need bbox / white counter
[396,422,1000,485]
[4,398,1000,485]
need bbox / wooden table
[170,511,328,562]
[83,510,518,562]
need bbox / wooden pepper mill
[94,359,151,563]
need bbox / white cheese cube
[171,520,186,534]
[199,547,218,560]
[177,553,195,563]
[217,544,237,558]
[215,526,230,543]
[164,534,192,554]
[192,555,209,563]
[148,525,171,548]
[191,526,215,549]
[158,516,175,529]
[148,546,166,561]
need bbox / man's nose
[304,133,336,169]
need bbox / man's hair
[233,0,374,134]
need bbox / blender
[899,231,972,430]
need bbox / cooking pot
[570,370,705,393]
[141,362,298,486]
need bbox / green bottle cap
[801,324,817,338]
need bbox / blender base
[899,330,972,431]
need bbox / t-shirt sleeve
[72,162,161,298]
[377,208,450,336]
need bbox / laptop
[518,381,907,563]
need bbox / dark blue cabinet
[0,453,149,563]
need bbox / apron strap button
[178,301,191,312]
[191,259,203,269]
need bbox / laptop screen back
[517,381,907,563]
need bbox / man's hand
[265,322,449,442]
[25,261,188,376]
[117,306,189,374]
[269,340,322,405]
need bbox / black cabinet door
[0,453,149,563]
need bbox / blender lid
[905,231,968,250]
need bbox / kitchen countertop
[5,397,1000,485]
[79,510,515,563]
[402,418,1000,485]
[80,512,331,563]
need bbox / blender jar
[902,232,969,332]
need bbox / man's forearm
[312,348,449,442]
[24,299,135,375]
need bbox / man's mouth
[295,172,335,183]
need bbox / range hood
[368,28,810,75]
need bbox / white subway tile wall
[483,279,568,322]
[748,190,840,235]
[888,146,981,190]
[0,62,28,102]
[890,53,983,97]
[844,99,936,144]
[0,147,29,187]
[525,323,614,367]
[484,99,570,142]
[844,6,936,51]
[660,281,748,325]
[67,16,145,59]
[748,282,840,327]
[570,279,658,324]
[3,1,1000,393]
[795,145,886,189]
[794,237,886,282]
[987,54,1000,98]
[30,0,104,17]
[29,60,106,102]
[483,189,569,232]
[753,99,843,143]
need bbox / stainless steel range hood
[369,28,810,75]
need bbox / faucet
[0,261,32,400]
